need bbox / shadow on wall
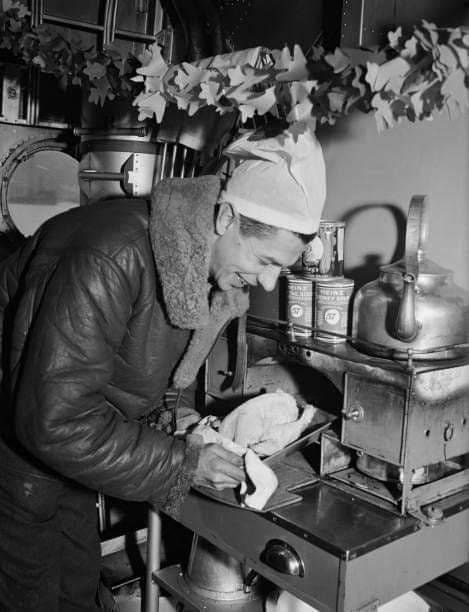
[340,202,408,289]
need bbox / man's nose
[258,266,281,292]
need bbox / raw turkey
[219,390,317,456]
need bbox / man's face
[209,204,305,292]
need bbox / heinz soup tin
[287,273,314,336]
[302,220,345,277]
[314,278,354,342]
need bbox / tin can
[286,274,314,336]
[302,220,345,277]
[314,278,354,342]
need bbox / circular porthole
[0,134,80,245]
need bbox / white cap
[221,123,326,234]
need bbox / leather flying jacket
[0,175,248,516]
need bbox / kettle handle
[405,194,428,268]
[394,195,428,342]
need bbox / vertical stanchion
[144,507,162,612]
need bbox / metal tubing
[158,142,169,182]
[169,143,178,178]
[74,127,148,137]
[78,170,123,181]
[179,146,188,177]
[144,508,162,612]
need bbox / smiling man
[0,121,325,611]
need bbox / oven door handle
[260,539,305,578]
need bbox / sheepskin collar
[150,175,249,388]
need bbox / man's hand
[193,444,245,491]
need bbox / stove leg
[145,507,162,612]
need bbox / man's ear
[215,201,238,236]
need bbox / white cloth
[221,122,326,234]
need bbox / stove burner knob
[260,539,304,577]
[342,402,364,422]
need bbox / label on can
[314,278,354,342]
[302,220,345,277]
[287,275,313,336]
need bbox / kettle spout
[394,273,419,342]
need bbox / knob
[443,422,454,442]
[342,402,365,422]
[260,539,304,577]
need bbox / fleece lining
[150,175,249,390]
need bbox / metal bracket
[408,503,445,527]
[356,599,380,612]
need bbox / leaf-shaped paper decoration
[388,26,402,49]
[91,76,114,104]
[402,36,419,59]
[442,69,469,118]
[410,90,424,118]
[173,62,207,93]
[328,90,346,113]
[435,44,459,76]
[227,64,269,90]
[84,61,107,80]
[186,100,204,117]
[4,3,469,131]
[244,86,277,117]
[351,65,367,97]
[325,48,351,74]
[133,90,167,122]
[271,46,292,71]
[9,0,28,16]
[199,80,221,106]
[142,75,165,93]
[137,42,168,79]
[8,17,23,32]
[447,32,469,69]
[32,54,46,69]
[365,62,380,90]
[365,57,409,92]
[237,103,256,123]
[414,23,438,52]
[275,44,309,82]
[286,96,314,123]
[290,80,316,102]
[372,92,396,131]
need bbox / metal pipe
[179,146,188,177]
[169,143,178,177]
[74,127,148,137]
[144,508,161,612]
[42,14,104,33]
[158,142,169,182]
[79,170,123,181]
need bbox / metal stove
[153,317,469,612]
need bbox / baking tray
[194,415,335,512]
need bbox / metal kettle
[352,195,468,360]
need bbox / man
[0,122,325,611]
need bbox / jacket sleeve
[13,248,200,512]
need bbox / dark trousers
[0,466,101,611]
